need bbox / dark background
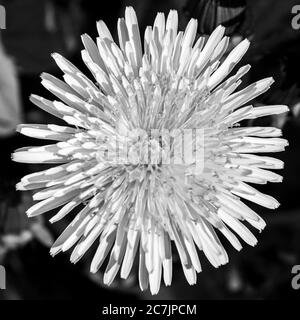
[0,0,300,300]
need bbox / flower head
[13,7,288,294]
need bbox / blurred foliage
[183,0,247,35]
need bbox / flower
[13,7,288,295]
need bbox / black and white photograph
[0,0,299,314]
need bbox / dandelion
[13,7,288,295]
